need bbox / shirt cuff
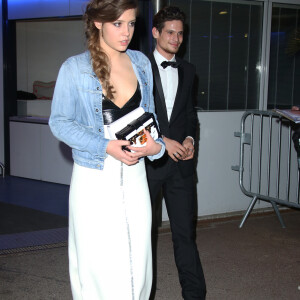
[185,136,194,145]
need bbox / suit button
[144,104,147,107]
[144,82,147,86]
[96,109,99,112]
[99,129,101,132]
[97,87,100,90]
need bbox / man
[146,6,206,300]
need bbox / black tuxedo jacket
[146,53,198,179]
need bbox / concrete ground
[0,210,300,300]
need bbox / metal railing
[232,110,300,228]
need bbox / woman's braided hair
[84,0,138,99]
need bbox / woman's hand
[106,140,140,166]
[127,130,162,158]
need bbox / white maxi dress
[68,101,152,299]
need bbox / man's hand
[163,136,188,162]
[182,137,195,160]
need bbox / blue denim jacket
[49,50,165,170]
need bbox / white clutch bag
[106,107,161,149]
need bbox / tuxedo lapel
[169,63,183,125]
[149,54,168,122]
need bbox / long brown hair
[84,0,138,99]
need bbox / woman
[49,0,165,299]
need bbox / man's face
[152,20,183,60]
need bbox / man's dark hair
[153,6,185,33]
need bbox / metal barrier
[0,162,4,178]
[232,110,300,228]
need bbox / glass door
[267,1,300,109]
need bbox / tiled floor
[1,211,300,299]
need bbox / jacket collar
[149,52,184,125]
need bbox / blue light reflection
[9,0,61,3]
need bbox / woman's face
[95,8,136,55]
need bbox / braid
[83,0,138,100]
[85,13,115,99]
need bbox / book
[273,108,300,123]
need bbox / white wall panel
[10,122,41,180]
[16,20,86,92]
[10,121,73,184]
[8,0,69,20]
[40,125,72,184]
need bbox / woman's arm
[49,59,109,159]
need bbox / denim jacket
[49,50,165,170]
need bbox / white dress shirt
[153,49,178,121]
[153,49,194,146]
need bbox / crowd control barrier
[232,110,300,228]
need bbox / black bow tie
[161,61,180,69]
